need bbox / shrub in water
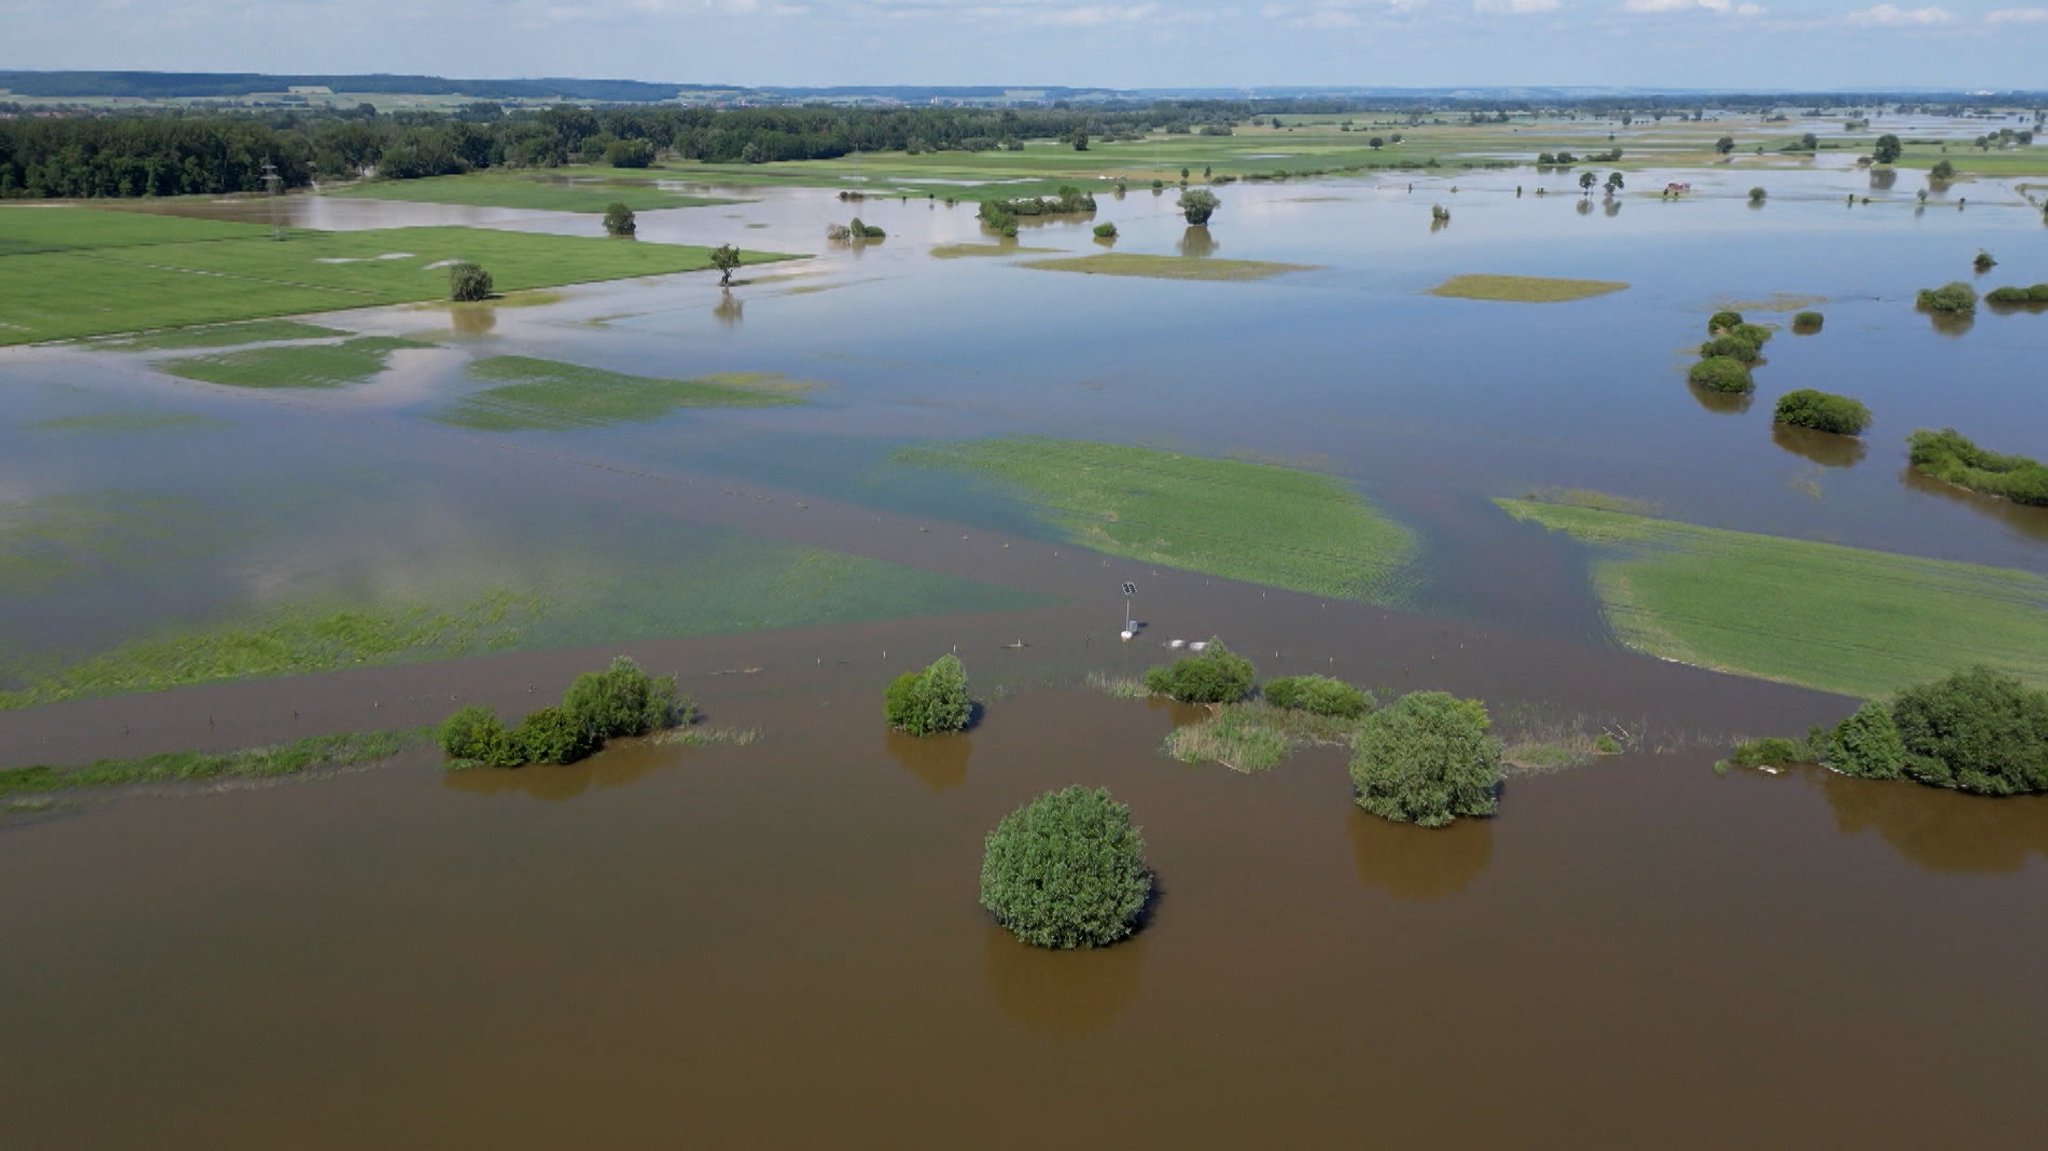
[1177,188,1219,225]
[510,705,595,766]
[1985,284,2048,306]
[447,261,493,302]
[1348,691,1502,827]
[1892,666,2048,794]
[1143,641,1256,704]
[602,202,636,237]
[1908,428,2048,506]
[884,654,971,736]
[979,786,1151,949]
[437,656,686,770]
[1792,310,1825,333]
[1731,322,1774,347]
[1916,282,1977,314]
[1092,221,1117,239]
[1263,674,1373,719]
[1707,310,1745,335]
[1700,335,1760,363]
[439,705,515,765]
[1830,701,1906,780]
[1727,736,1819,768]
[1689,356,1754,394]
[563,656,685,742]
[1773,389,1872,436]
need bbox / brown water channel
[4,682,2046,1148]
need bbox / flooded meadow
[5,156,2047,1146]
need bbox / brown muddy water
[7,167,2048,1147]
[4,685,2046,1149]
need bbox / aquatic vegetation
[1144,641,1256,704]
[980,786,1152,949]
[1773,389,1871,436]
[1164,700,1366,773]
[896,438,1415,601]
[1261,674,1373,719]
[160,335,432,388]
[1916,281,1978,315]
[0,491,207,596]
[884,654,972,736]
[1699,334,1760,363]
[436,355,807,431]
[92,319,348,351]
[1791,310,1825,333]
[0,731,415,799]
[1688,356,1753,393]
[1350,692,1503,828]
[1084,672,1149,699]
[1707,310,1745,335]
[1984,284,2048,307]
[1907,428,2048,506]
[655,724,762,748]
[1497,498,2048,697]
[1426,274,1629,303]
[1019,253,1311,282]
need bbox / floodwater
[6,148,2048,1146]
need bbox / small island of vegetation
[980,786,1152,949]
[1350,691,1503,828]
[1774,389,1872,436]
[437,656,686,768]
[1426,274,1628,303]
[1916,281,1978,315]
[1907,428,2048,506]
[884,654,972,736]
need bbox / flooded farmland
[5,161,2048,1147]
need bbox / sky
[2,0,2045,92]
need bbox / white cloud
[1985,5,2048,20]
[1475,0,1559,12]
[1619,0,1761,14]
[1845,4,1954,24]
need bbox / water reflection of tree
[1603,199,1622,218]
[983,925,1143,1037]
[1925,310,1974,337]
[1771,423,1868,469]
[1869,167,1898,192]
[884,729,970,791]
[440,743,674,801]
[1899,466,2048,543]
[1348,808,1494,900]
[1688,382,1754,416]
[713,291,743,327]
[1177,225,1217,258]
[450,306,497,335]
[1819,770,2048,874]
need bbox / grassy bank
[326,172,742,213]
[161,335,433,388]
[898,438,1415,601]
[0,731,416,798]
[1021,253,1311,282]
[1427,274,1628,303]
[0,206,802,344]
[93,319,349,351]
[1497,498,2048,697]
[435,355,808,430]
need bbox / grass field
[93,319,349,351]
[929,243,1060,259]
[160,335,433,388]
[435,355,808,430]
[897,438,1415,601]
[1428,274,1629,303]
[0,731,415,798]
[1020,253,1312,282]
[327,172,743,213]
[1497,498,2048,697]
[0,206,803,344]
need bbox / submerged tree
[710,243,741,287]
[885,654,972,736]
[603,202,636,237]
[1349,692,1503,828]
[1579,170,1597,196]
[446,261,493,302]
[980,786,1152,949]
[1873,133,1904,165]
[1177,187,1220,226]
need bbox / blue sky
[2,0,2044,91]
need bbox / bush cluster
[1916,281,1978,314]
[446,261,492,302]
[1907,428,2048,506]
[1773,388,1872,436]
[1689,356,1754,393]
[437,657,686,768]
[979,786,1151,949]
[1689,312,1773,394]
[1700,334,1760,363]
[1791,310,1825,333]
[1263,674,1373,719]
[1348,691,1502,828]
[1707,310,1745,335]
[1143,642,1255,704]
[1177,187,1219,225]
[602,202,636,237]
[884,654,972,736]
[1984,284,2048,306]
[1092,221,1117,239]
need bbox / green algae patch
[93,319,348,351]
[1497,498,2048,698]
[159,336,433,388]
[1020,254,1312,282]
[435,355,810,431]
[1427,274,1629,303]
[0,731,418,798]
[898,438,1415,602]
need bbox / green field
[897,438,1415,601]
[929,243,1060,259]
[161,335,432,388]
[94,319,348,351]
[1497,499,2048,697]
[1428,274,1629,303]
[0,731,415,798]
[1020,253,1311,282]
[327,172,743,213]
[435,356,808,430]
[0,206,803,344]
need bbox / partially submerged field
[1429,274,1629,303]
[1020,253,1311,282]
[0,206,800,344]
[436,356,810,430]
[1498,498,2048,697]
[326,171,743,213]
[897,438,1415,601]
